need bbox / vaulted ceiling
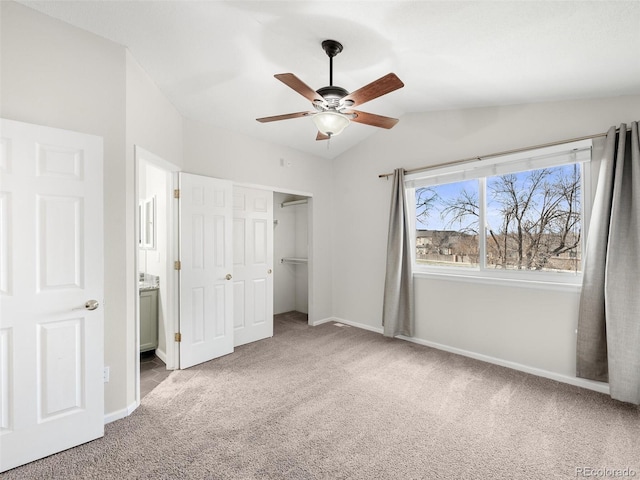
[18,1,640,159]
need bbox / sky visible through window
[416,179,477,231]
[416,165,580,232]
[415,164,582,272]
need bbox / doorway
[273,192,310,324]
[135,147,180,401]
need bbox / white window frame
[406,140,592,291]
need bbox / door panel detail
[233,282,245,329]
[0,328,12,433]
[38,319,84,421]
[191,287,205,344]
[0,193,11,296]
[37,195,83,291]
[36,144,83,180]
[0,138,11,174]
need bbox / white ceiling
[18,1,640,159]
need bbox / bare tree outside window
[415,164,582,273]
[415,180,480,267]
[486,164,581,271]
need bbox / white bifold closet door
[232,186,273,347]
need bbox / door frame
[133,146,181,406]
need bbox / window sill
[413,269,582,293]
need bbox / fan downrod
[321,39,343,88]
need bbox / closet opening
[273,192,310,327]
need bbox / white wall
[331,95,640,381]
[125,52,184,166]
[183,119,332,322]
[1,2,185,417]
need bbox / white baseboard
[155,347,167,364]
[332,317,384,334]
[104,400,138,425]
[319,315,609,395]
[309,316,334,326]
[311,316,384,334]
[396,335,610,395]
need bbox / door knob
[267,269,272,274]
[85,299,100,311]
[225,274,232,280]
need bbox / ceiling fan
[256,39,404,140]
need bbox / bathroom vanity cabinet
[140,288,158,352]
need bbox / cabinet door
[140,289,158,352]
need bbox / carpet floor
[5,315,639,479]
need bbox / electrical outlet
[103,367,110,383]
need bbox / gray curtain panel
[382,168,414,337]
[577,121,640,405]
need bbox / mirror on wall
[139,196,156,249]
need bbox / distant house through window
[406,139,592,284]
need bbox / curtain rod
[378,127,628,179]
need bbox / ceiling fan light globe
[313,111,350,137]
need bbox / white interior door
[178,173,233,369]
[232,186,273,347]
[0,119,104,472]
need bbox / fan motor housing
[316,85,349,107]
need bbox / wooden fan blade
[316,131,330,141]
[256,111,315,123]
[345,110,399,129]
[275,73,326,105]
[342,73,404,107]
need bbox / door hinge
[174,189,180,199]
[174,260,181,270]
[175,332,182,342]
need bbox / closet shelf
[281,257,308,265]
[281,199,308,208]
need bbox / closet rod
[281,199,308,208]
[378,126,631,179]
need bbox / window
[407,140,591,284]
[416,180,480,268]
